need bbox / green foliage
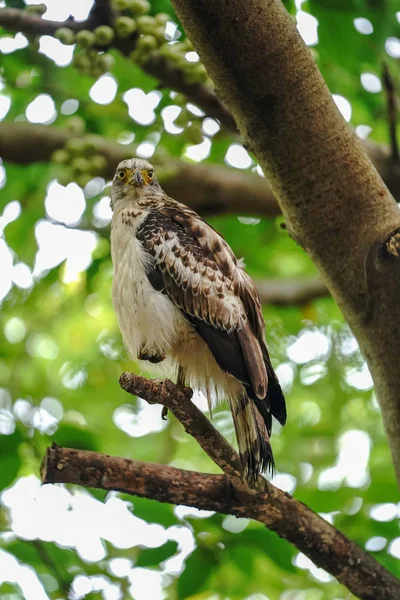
[0,0,399,598]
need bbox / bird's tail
[228,388,274,483]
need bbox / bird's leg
[161,365,186,420]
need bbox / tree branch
[41,373,400,600]
[0,8,99,35]
[0,121,278,217]
[256,277,327,306]
[170,0,400,487]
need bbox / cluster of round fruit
[51,135,108,188]
[50,0,208,84]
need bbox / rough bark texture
[170,0,400,486]
[40,371,400,600]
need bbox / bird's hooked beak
[132,169,143,186]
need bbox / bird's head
[110,157,162,209]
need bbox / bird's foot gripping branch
[41,373,400,600]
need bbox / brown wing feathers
[237,321,268,400]
[137,203,286,479]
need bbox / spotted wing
[137,205,272,401]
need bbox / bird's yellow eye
[117,169,127,181]
[147,170,154,180]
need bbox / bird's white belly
[111,220,185,362]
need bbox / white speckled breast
[111,207,185,361]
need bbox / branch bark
[0,122,280,217]
[170,0,400,487]
[40,373,400,600]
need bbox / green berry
[128,0,150,16]
[91,66,106,78]
[90,155,107,173]
[58,172,73,187]
[25,3,47,16]
[76,30,95,49]
[95,53,115,71]
[136,34,158,52]
[83,135,103,153]
[112,0,129,10]
[55,27,76,45]
[65,137,86,156]
[75,173,92,188]
[94,25,115,46]
[129,48,147,64]
[73,53,91,73]
[181,38,194,51]
[153,26,166,44]
[136,15,156,34]
[184,63,208,85]
[159,46,184,66]
[159,42,183,60]
[114,16,137,39]
[66,116,86,135]
[51,149,70,165]
[155,13,170,25]
[112,0,129,12]
[173,93,187,106]
[71,157,91,174]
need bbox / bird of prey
[110,157,286,482]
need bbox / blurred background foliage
[0,0,399,599]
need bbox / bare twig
[0,8,99,35]
[382,62,399,163]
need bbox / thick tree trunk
[170,0,400,485]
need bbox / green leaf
[177,548,215,599]
[0,429,23,490]
[52,424,99,452]
[128,496,178,527]
[135,540,178,567]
